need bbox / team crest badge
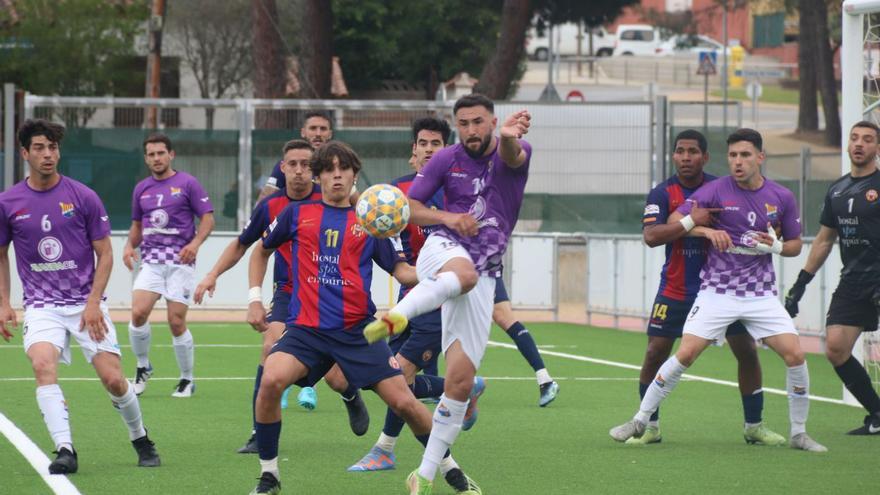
[59,202,75,218]
[867,189,878,202]
[170,186,182,198]
[350,223,365,237]
[422,350,433,363]
[764,203,778,221]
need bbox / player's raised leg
[128,288,161,395]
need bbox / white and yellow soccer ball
[355,184,410,238]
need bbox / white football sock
[393,272,462,320]
[109,381,147,441]
[36,384,72,450]
[786,362,810,436]
[636,356,687,424]
[536,368,552,385]
[417,394,467,481]
[172,329,194,380]
[260,457,279,479]
[375,432,397,453]
[128,322,152,368]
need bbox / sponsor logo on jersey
[38,236,63,262]
[170,186,182,198]
[13,209,30,221]
[59,202,75,218]
[764,203,778,221]
[867,189,878,202]
[149,209,169,229]
[200,196,209,202]
[644,204,660,216]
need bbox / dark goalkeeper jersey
[820,169,880,285]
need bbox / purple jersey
[132,171,213,265]
[677,176,801,297]
[408,140,531,277]
[0,176,111,308]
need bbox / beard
[463,135,491,158]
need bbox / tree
[812,0,841,146]
[476,0,639,98]
[333,0,501,98]
[301,0,333,98]
[0,0,144,126]
[167,0,253,129]
[251,0,286,127]
[475,0,532,100]
[796,2,818,132]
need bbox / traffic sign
[696,51,717,76]
[746,81,763,99]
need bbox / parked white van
[613,24,663,56]
[528,23,616,60]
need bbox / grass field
[1,321,878,495]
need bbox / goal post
[841,0,880,405]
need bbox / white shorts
[23,305,121,365]
[417,234,494,368]
[683,290,798,342]
[133,262,195,305]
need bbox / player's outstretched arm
[246,243,273,333]
[122,220,143,271]
[0,245,17,341]
[499,110,531,168]
[194,238,250,304]
[82,237,112,342]
[180,212,215,265]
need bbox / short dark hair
[18,119,65,149]
[673,129,707,154]
[301,111,333,129]
[310,140,361,176]
[143,133,173,153]
[412,117,451,144]
[851,120,880,138]
[282,139,313,155]
[453,94,494,115]
[726,128,763,151]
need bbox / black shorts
[826,282,880,332]
[494,278,509,304]
[267,288,291,324]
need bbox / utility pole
[145,0,166,129]
[721,0,729,131]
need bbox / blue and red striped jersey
[642,174,716,301]
[262,200,407,331]
[390,173,444,301]
[239,185,322,293]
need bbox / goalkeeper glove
[784,269,814,318]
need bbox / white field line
[487,340,856,407]
[0,376,635,383]
[0,412,83,495]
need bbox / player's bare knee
[30,359,57,384]
[131,309,149,327]
[103,374,129,396]
[825,344,850,367]
[643,345,670,369]
[258,373,286,400]
[168,317,186,337]
[783,349,805,367]
[325,374,348,394]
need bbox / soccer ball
[355,184,410,238]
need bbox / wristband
[679,214,696,232]
[248,286,262,304]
